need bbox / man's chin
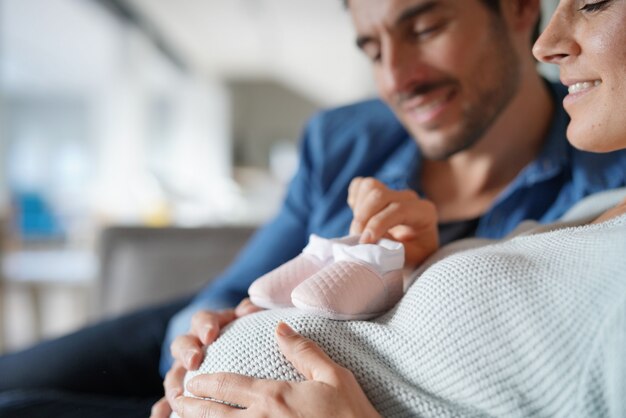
[408,120,485,160]
[419,146,458,161]
[408,129,463,160]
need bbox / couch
[96,225,256,318]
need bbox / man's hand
[348,176,439,267]
[150,299,263,418]
[172,322,382,418]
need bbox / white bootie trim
[333,238,404,275]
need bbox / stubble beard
[415,20,522,161]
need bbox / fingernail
[361,230,372,243]
[184,350,198,368]
[172,395,183,412]
[276,322,297,337]
[201,324,214,343]
[236,301,251,315]
[166,387,182,401]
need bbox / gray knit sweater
[182,192,626,417]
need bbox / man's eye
[416,26,437,37]
[579,0,611,13]
[413,22,445,40]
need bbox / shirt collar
[376,81,595,196]
[516,81,570,187]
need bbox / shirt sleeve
[187,117,320,310]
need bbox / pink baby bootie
[290,238,404,320]
[248,234,360,309]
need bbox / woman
[160,1,626,416]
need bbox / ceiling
[0,0,374,106]
[115,0,560,104]
[121,0,375,104]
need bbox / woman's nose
[532,7,579,65]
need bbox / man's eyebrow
[395,1,439,26]
[355,1,439,50]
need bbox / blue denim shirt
[160,82,626,375]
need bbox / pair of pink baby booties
[248,234,405,320]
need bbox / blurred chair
[96,225,256,318]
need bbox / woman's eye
[363,46,381,63]
[579,0,611,13]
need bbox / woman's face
[533,0,626,153]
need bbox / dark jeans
[0,296,190,416]
[0,390,158,418]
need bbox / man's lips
[399,85,457,125]
[396,81,454,108]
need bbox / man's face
[349,0,522,160]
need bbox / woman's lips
[563,79,602,109]
[567,80,602,94]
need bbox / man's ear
[502,0,541,33]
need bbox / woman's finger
[174,394,243,418]
[275,322,347,385]
[186,372,261,408]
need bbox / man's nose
[379,41,426,96]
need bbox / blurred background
[0,0,558,353]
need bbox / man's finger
[235,298,264,317]
[361,198,424,242]
[190,309,235,345]
[275,322,343,384]
[350,219,364,235]
[347,176,364,208]
[149,397,171,418]
[171,335,204,370]
[164,361,188,409]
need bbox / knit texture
[178,198,626,417]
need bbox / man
[1,0,624,417]
[155,0,626,416]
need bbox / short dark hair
[342,0,540,44]
[342,0,501,11]
[480,0,501,13]
[479,0,541,44]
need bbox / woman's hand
[172,322,382,418]
[150,299,264,418]
[348,176,439,267]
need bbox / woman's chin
[566,124,626,153]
